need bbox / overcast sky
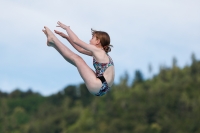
[0,0,200,96]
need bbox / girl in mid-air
[42,21,115,96]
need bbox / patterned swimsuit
[93,55,114,96]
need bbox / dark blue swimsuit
[93,55,114,96]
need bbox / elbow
[72,38,78,44]
[79,48,84,54]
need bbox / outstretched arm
[54,30,92,56]
[56,21,98,53]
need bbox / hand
[54,30,68,38]
[56,21,69,30]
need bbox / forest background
[0,53,200,133]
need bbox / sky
[0,0,200,96]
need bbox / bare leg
[42,27,101,94]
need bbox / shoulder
[93,51,110,63]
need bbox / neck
[96,44,103,49]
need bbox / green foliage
[1,56,200,133]
[132,70,144,86]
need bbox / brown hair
[91,29,113,53]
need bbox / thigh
[73,55,102,94]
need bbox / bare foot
[42,26,57,47]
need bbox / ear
[96,38,100,45]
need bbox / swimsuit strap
[93,54,114,66]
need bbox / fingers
[54,30,62,33]
[54,30,59,32]
[54,30,61,34]
[57,21,61,25]
[57,21,61,26]
[57,21,66,28]
[54,30,64,36]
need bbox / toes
[44,26,52,33]
[42,30,47,36]
[42,29,46,33]
[44,26,49,31]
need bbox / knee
[72,54,83,65]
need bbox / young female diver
[42,21,115,96]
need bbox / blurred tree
[79,83,93,107]
[172,57,177,68]
[0,98,12,133]
[119,71,130,88]
[25,89,34,96]
[132,70,144,87]
[9,89,24,98]
[172,57,180,77]
[148,63,153,78]
[191,53,198,76]
[159,64,169,82]
[191,53,197,65]
[64,85,78,99]
[0,90,8,97]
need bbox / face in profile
[90,35,99,46]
